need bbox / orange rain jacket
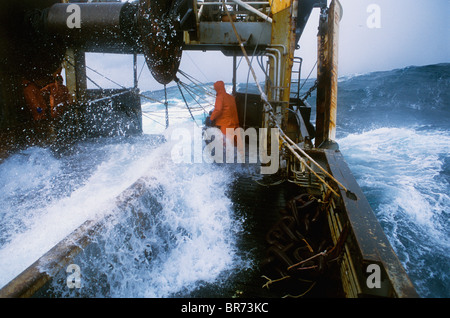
[22,79,48,121]
[41,78,71,119]
[210,81,239,135]
[23,72,71,121]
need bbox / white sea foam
[140,94,214,135]
[0,140,163,288]
[338,127,450,280]
[0,129,245,296]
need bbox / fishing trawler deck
[0,0,418,298]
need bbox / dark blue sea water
[0,63,448,298]
[280,63,450,297]
[334,64,450,298]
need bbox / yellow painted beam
[269,0,291,14]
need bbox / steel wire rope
[298,61,318,102]
[175,77,199,127]
[76,60,165,127]
[84,75,103,91]
[86,62,168,105]
[183,51,211,84]
[139,94,167,105]
[143,112,202,119]
[64,56,177,133]
[65,55,214,131]
[180,80,215,102]
[176,70,216,120]
[84,62,125,90]
[64,57,103,91]
[176,76,210,97]
[177,69,216,97]
[299,60,317,92]
[180,85,215,110]
[141,112,166,127]
[85,58,170,105]
[65,56,168,106]
[142,107,205,115]
[164,84,169,128]
[176,70,223,125]
[64,54,142,130]
[137,58,146,82]
[176,80,210,114]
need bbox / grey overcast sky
[85,0,449,92]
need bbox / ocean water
[0,63,448,298]
[335,64,450,298]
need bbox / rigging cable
[177,80,209,114]
[141,112,165,127]
[84,57,169,105]
[164,84,169,128]
[86,63,167,105]
[183,52,211,83]
[299,60,317,92]
[177,69,215,97]
[85,63,125,89]
[64,55,172,133]
[67,56,168,106]
[175,77,199,127]
[64,57,103,91]
[138,59,146,82]
[64,55,174,131]
[299,61,318,101]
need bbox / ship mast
[315,0,342,148]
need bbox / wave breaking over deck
[0,132,250,297]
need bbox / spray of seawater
[0,127,250,296]
[339,127,450,297]
[0,136,165,288]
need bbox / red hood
[214,81,226,94]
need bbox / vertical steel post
[133,53,138,89]
[232,52,237,94]
[315,0,341,148]
[64,49,87,102]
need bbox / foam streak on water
[0,131,246,295]
[338,127,450,297]
[0,138,159,288]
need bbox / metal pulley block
[138,0,183,85]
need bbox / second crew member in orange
[41,72,71,119]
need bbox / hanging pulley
[138,0,184,85]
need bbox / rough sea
[0,63,448,298]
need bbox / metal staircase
[290,57,303,105]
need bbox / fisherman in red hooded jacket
[210,81,240,135]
